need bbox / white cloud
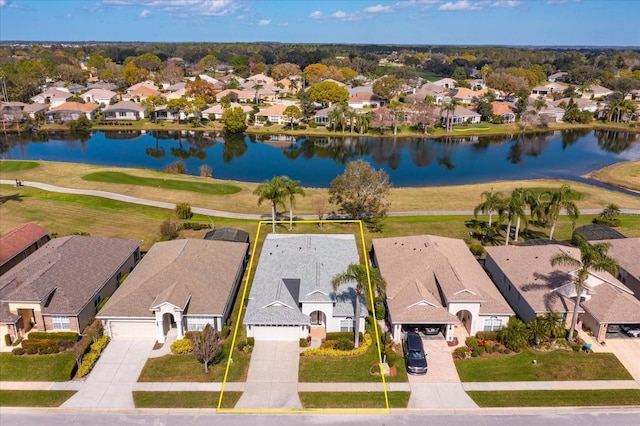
[140,9,150,17]
[332,10,347,18]
[278,22,289,26]
[65,13,72,18]
[0,0,7,7]
[439,1,482,11]
[258,19,270,25]
[309,10,323,19]
[101,0,238,16]
[491,0,519,6]
[364,4,392,13]
[331,10,360,20]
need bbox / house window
[119,111,127,117]
[52,316,70,330]
[134,249,140,263]
[94,295,101,307]
[186,316,214,331]
[116,271,122,283]
[483,316,502,331]
[340,318,354,332]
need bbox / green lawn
[0,353,76,381]
[133,391,242,409]
[0,160,40,173]
[0,390,76,407]
[455,349,632,382]
[82,171,241,195]
[299,391,410,409]
[299,343,408,383]
[467,389,640,407]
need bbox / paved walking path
[3,180,637,219]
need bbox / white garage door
[252,326,300,341]
[108,320,156,339]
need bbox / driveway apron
[235,340,302,410]
[62,339,155,409]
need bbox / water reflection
[1,129,638,187]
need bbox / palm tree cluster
[605,98,637,123]
[497,312,566,351]
[327,103,371,134]
[473,184,580,245]
[253,175,305,233]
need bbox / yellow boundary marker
[217,219,390,414]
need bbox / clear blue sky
[0,0,638,46]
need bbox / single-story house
[97,239,248,343]
[255,103,290,125]
[44,102,99,122]
[371,235,513,342]
[440,105,481,126]
[150,105,182,122]
[102,101,147,121]
[591,238,640,302]
[23,103,48,119]
[548,72,568,82]
[202,103,252,120]
[451,87,488,105]
[86,82,118,92]
[244,234,366,341]
[81,88,117,105]
[347,91,385,109]
[246,73,274,86]
[531,82,565,96]
[0,102,27,123]
[30,88,73,107]
[126,80,158,93]
[583,84,613,100]
[553,97,599,113]
[485,244,640,343]
[0,236,140,350]
[432,78,457,89]
[491,101,517,123]
[215,89,256,103]
[48,81,85,94]
[122,86,161,102]
[0,223,50,276]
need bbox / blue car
[403,332,428,375]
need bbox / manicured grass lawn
[467,389,640,407]
[0,160,40,172]
[588,160,640,192]
[82,171,241,195]
[455,349,632,382]
[0,353,76,381]
[299,343,408,383]
[299,391,410,409]
[133,391,241,409]
[0,390,76,407]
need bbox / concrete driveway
[407,335,477,409]
[234,340,302,410]
[600,337,640,380]
[62,339,155,409]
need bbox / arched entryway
[162,312,176,339]
[309,310,327,340]
[456,310,473,334]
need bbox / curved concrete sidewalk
[2,180,637,219]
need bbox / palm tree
[440,99,458,133]
[254,176,287,233]
[252,83,263,105]
[543,184,580,240]
[541,311,565,341]
[506,188,529,244]
[331,264,386,348]
[356,112,371,134]
[282,178,305,231]
[550,234,618,341]
[473,188,504,229]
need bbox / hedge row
[21,338,75,354]
[78,335,110,377]
[28,332,79,341]
[302,334,373,357]
[325,332,364,342]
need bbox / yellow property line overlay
[217,219,389,414]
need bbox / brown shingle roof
[0,223,49,266]
[373,235,512,324]
[595,238,640,280]
[97,239,248,318]
[0,236,140,321]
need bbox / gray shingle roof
[244,234,363,326]
[97,239,248,319]
[0,236,140,321]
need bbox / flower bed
[302,334,372,357]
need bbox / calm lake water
[1,129,639,188]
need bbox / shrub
[83,320,103,342]
[335,338,354,351]
[12,347,25,355]
[504,348,511,354]
[382,332,393,346]
[325,332,363,342]
[28,332,79,341]
[471,347,482,357]
[465,336,479,349]
[298,124,307,130]
[308,121,318,128]
[469,243,485,258]
[22,339,60,354]
[160,219,180,240]
[247,337,255,347]
[90,335,109,354]
[165,161,186,174]
[374,303,386,320]
[170,338,193,354]
[200,165,213,178]
[300,338,309,348]
[78,352,99,377]
[475,331,498,341]
[321,340,336,349]
[485,344,494,354]
[175,202,193,220]
[453,346,470,359]
[4,334,11,346]
[384,347,397,367]
[221,326,231,338]
[302,334,373,357]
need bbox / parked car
[403,332,428,375]
[627,328,640,338]
[606,324,621,334]
[621,324,632,333]
[422,326,441,336]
